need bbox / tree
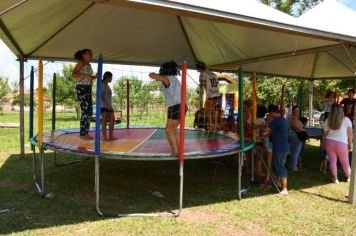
[0,77,10,114]
[47,64,80,117]
[259,0,323,16]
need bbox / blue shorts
[167,104,187,120]
[273,152,288,177]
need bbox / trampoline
[30,58,255,218]
[32,127,251,160]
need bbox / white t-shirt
[200,72,220,99]
[162,75,181,107]
[324,117,352,144]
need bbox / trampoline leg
[237,152,242,200]
[237,152,249,199]
[176,161,184,217]
[95,156,103,216]
[33,148,45,197]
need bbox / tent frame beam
[177,16,198,62]
[27,2,95,57]
[0,0,29,16]
[0,18,24,56]
[212,44,343,68]
[89,0,356,45]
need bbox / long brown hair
[327,104,344,130]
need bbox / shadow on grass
[0,143,334,234]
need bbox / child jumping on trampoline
[149,61,184,155]
[72,49,96,140]
[101,71,116,141]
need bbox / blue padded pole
[29,66,34,140]
[95,54,103,155]
[238,67,245,150]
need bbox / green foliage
[11,94,30,107]
[47,64,80,117]
[259,0,323,16]
[0,77,10,114]
[113,76,165,118]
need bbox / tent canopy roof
[0,0,355,79]
[214,0,356,80]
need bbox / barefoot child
[101,71,115,141]
[149,61,183,155]
[72,49,96,140]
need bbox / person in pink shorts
[322,104,353,184]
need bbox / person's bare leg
[280,177,288,194]
[256,146,264,178]
[109,113,116,140]
[265,152,272,181]
[101,113,108,141]
[166,119,179,155]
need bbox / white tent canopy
[220,0,356,80]
[0,0,355,69]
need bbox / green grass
[0,112,356,235]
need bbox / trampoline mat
[34,127,251,159]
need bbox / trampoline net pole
[29,66,34,144]
[126,79,130,129]
[238,67,244,149]
[38,59,43,149]
[95,54,103,156]
[251,73,257,142]
[52,73,56,131]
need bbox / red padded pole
[179,62,187,163]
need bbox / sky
[0,0,355,88]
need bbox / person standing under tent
[288,106,307,171]
[196,61,220,132]
[268,104,289,197]
[324,90,336,121]
[101,71,116,141]
[72,49,96,140]
[149,61,184,155]
[322,104,352,184]
[255,105,268,179]
[340,88,356,123]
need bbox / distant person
[255,105,268,179]
[324,90,335,121]
[340,88,356,123]
[149,61,184,155]
[243,100,253,138]
[298,116,309,169]
[268,104,289,197]
[288,106,307,171]
[72,49,96,140]
[263,113,274,186]
[196,61,220,132]
[322,104,352,184]
[101,71,116,141]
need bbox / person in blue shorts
[149,61,185,155]
[268,104,289,197]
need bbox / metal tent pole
[308,81,314,126]
[349,106,356,205]
[19,56,25,158]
